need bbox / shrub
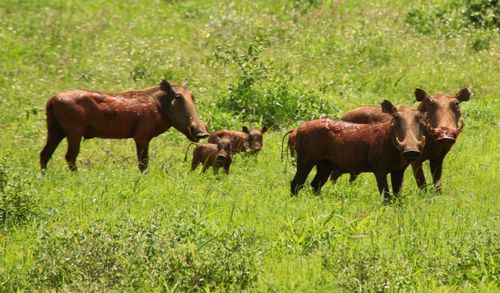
[28,212,261,291]
[0,158,40,228]
[213,33,339,128]
[405,0,499,36]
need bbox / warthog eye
[175,94,183,99]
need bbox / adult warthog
[40,80,208,171]
[342,88,470,192]
[291,100,429,200]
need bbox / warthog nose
[403,150,421,161]
[433,128,458,142]
[196,132,209,139]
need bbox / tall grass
[0,0,498,291]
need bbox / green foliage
[465,0,500,29]
[405,0,500,36]
[0,158,40,228]
[29,211,260,291]
[0,0,498,291]
[213,33,338,128]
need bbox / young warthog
[208,126,267,154]
[188,137,233,174]
[291,100,429,200]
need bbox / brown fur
[208,126,267,154]
[342,105,391,123]
[342,88,470,192]
[291,100,428,200]
[40,80,208,171]
[190,138,232,174]
[283,128,358,183]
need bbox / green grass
[0,0,499,291]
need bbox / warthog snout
[196,132,209,139]
[432,127,460,142]
[402,150,421,161]
[190,126,209,140]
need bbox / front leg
[374,172,390,202]
[411,161,427,189]
[390,170,404,197]
[430,158,444,193]
[223,159,231,174]
[134,139,150,172]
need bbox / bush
[212,33,339,129]
[405,0,499,36]
[0,158,40,228]
[28,212,261,291]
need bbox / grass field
[0,0,499,291]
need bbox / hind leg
[191,158,200,171]
[291,160,314,196]
[40,130,65,170]
[311,161,334,194]
[65,134,82,171]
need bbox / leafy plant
[213,33,339,128]
[0,158,40,228]
[28,211,261,291]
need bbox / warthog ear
[242,126,250,133]
[182,80,189,89]
[415,88,431,102]
[381,100,397,114]
[160,80,175,96]
[261,126,268,133]
[456,88,471,102]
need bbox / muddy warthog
[291,100,429,200]
[40,80,208,171]
[341,88,470,192]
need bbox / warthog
[208,126,268,154]
[188,137,233,174]
[40,80,208,171]
[291,100,429,200]
[341,88,470,192]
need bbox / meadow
[0,0,499,291]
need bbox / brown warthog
[208,126,268,154]
[291,100,428,200]
[189,137,233,174]
[40,80,209,171]
[341,88,470,192]
[282,128,358,183]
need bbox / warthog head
[159,80,209,142]
[415,88,470,143]
[382,100,428,161]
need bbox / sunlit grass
[0,0,498,291]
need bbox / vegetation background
[0,0,498,291]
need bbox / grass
[0,0,499,291]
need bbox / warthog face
[215,137,232,160]
[415,88,470,143]
[382,100,428,161]
[242,126,268,153]
[160,80,208,142]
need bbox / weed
[28,211,260,291]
